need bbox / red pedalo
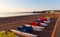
[39,17,47,21]
[29,21,41,26]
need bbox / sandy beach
[0,13,59,37]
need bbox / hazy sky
[0,0,60,12]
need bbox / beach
[0,13,59,37]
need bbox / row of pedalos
[0,16,55,37]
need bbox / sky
[0,0,60,12]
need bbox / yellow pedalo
[45,16,51,19]
[0,31,16,37]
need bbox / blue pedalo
[16,25,33,33]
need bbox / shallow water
[0,12,40,17]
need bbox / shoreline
[0,13,40,18]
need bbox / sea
[0,12,40,17]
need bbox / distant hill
[32,11,48,13]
